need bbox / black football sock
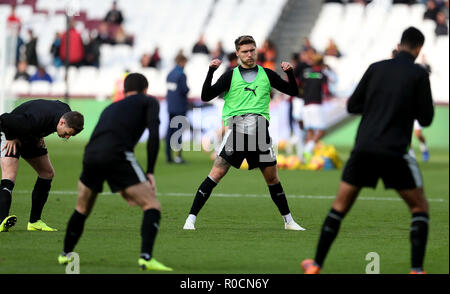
[140,208,161,260]
[30,177,52,223]
[188,176,217,216]
[0,179,15,223]
[63,210,87,254]
[268,182,290,216]
[410,212,429,271]
[314,208,346,268]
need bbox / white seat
[15,5,33,22]
[10,80,30,96]
[50,81,67,96]
[30,81,51,95]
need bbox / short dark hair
[62,111,84,135]
[175,53,187,65]
[400,27,425,49]
[234,35,256,51]
[124,73,149,94]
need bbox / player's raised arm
[201,59,232,102]
[264,62,298,97]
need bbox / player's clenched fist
[209,59,222,69]
[281,62,293,72]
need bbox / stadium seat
[10,80,31,96]
[50,81,67,96]
[15,4,34,21]
[1,0,446,103]
[29,80,51,95]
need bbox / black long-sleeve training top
[348,51,434,156]
[84,94,160,174]
[0,99,71,142]
[201,65,298,101]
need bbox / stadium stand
[309,0,449,102]
[0,0,448,104]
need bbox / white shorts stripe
[1,132,6,158]
[124,151,146,183]
[403,153,423,188]
[216,128,232,154]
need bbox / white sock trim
[187,214,197,223]
[283,213,294,224]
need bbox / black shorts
[342,151,423,190]
[0,132,48,159]
[218,126,277,170]
[80,151,147,193]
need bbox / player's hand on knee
[2,139,20,156]
[37,138,46,148]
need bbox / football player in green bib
[183,35,305,231]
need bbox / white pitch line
[14,190,447,202]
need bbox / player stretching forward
[183,35,305,231]
[0,99,84,232]
[301,27,434,274]
[58,73,172,271]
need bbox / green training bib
[222,65,271,125]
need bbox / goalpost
[0,8,19,115]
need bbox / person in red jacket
[59,19,85,67]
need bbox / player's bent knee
[38,168,55,179]
[142,199,161,211]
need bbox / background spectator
[14,60,30,81]
[50,32,62,67]
[257,39,277,71]
[84,31,101,67]
[104,1,124,26]
[114,26,133,45]
[140,53,151,67]
[211,41,225,60]
[192,35,209,55]
[225,52,238,72]
[14,24,25,65]
[166,53,189,164]
[324,38,342,57]
[96,22,115,45]
[294,51,313,83]
[435,11,449,35]
[424,0,440,20]
[301,37,315,53]
[59,19,85,67]
[25,29,39,66]
[29,66,53,83]
[148,47,161,68]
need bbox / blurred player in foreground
[0,100,84,232]
[302,27,434,274]
[58,73,172,271]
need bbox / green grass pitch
[0,108,448,274]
